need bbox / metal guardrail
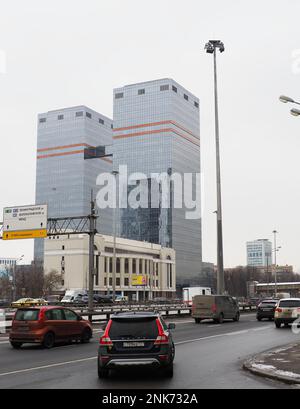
[1,303,257,330]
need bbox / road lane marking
[253,325,273,331]
[175,326,272,346]
[0,325,274,377]
[0,356,97,377]
[225,330,249,336]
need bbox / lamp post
[12,255,24,301]
[273,230,278,297]
[206,39,225,295]
[112,170,119,302]
[279,95,300,116]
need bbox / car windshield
[109,317,159,340]
[279,300,300,308]
[15,309,39,321]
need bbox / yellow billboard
[131,275,146,286]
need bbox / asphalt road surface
[0,313,299,389]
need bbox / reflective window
[64,309,78,321]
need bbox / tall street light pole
[273,230,278,297]
[205,40,225,294]
[112,170,119,302]
[12,255,24,301]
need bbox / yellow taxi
[11,298,48,308]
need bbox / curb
[243,350,300,385]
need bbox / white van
[61,289,87,303]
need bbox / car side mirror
[168,323,176,330]
[77,316,83,321]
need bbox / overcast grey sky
[0,0,300,270]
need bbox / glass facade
[113,79,202,285]
[35,106,113,262]
[247,239,273,267]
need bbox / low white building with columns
[44,234,176,301]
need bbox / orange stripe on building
[37,150,113,162]
[37,149,85,159]
[37,143,91,153]
[113,127,200,147]
[113,120,199,141]
[100,157,113,163]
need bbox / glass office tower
[113,79,202,285]
[35,105,113,263]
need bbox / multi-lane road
[0,313,298,389]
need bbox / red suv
[10,307,92,349]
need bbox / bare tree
[43,270,62,296]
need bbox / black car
[94,294,113,304]
[98,311,175,378]
[257,299,278,321]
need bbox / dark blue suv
[98,311,175,378]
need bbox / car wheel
[217,313,224,324]
[194,318,201,324]
[81,328,92,343]
[10,341,22,349]
[171,343,175,360]
[284,323,289,328]
[164,362,174,378]
[257,317,262,321]
[98,367,109,379]
[275,321,282,329]
[43,332,55,349]
[233,312,240,322]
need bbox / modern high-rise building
[35,105,113,262]
[247,239,272,267]
[113,78,202,285]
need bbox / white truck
[61,289,87,303]
[183,286,212,306]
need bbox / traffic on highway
[1,0,300,398]
[1,295,300,391]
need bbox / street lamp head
[279,95,295,104]
[291,108,300,117]
[205,42,214,54]
[111,170,119,176]
[205,40,225,54]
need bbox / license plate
[123,341,145,347]
[262,309,271,311]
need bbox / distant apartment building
[0,258,16,276]
[113,78,202,285]
[247,239,272,267]
[35,106,113,262]
[44,234,176,301]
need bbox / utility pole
[88,193,97,312]
[205,40,225,294]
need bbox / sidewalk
[244,343,300,385]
